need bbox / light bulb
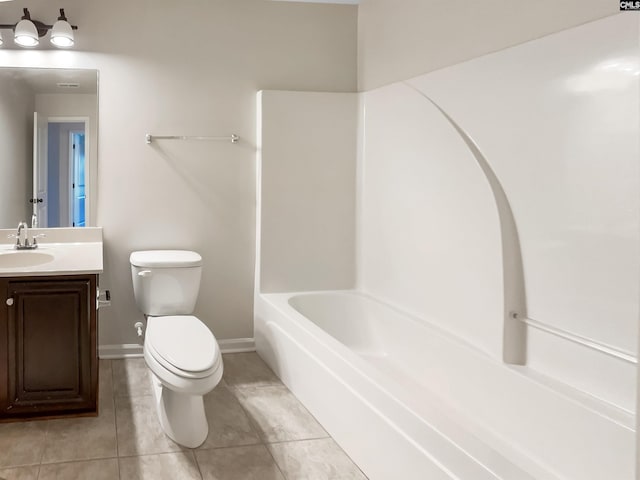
[50,19,74,47]
[14,18,39,47]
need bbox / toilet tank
[130,250,203,316]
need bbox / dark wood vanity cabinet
[0,275,98,420]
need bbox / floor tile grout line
[228,407,329,446]
[264,435,334,446]
[269,438,370,480]
[211,378,270,447]
[39,448,122,466]
[116,449,195,460]
[223,357,330,446]
[263,441,289,480]
[38,455,120,466]
[230,382,331,442]
[38,418,50,468]
[116,449,190,459]
[116,450,205,479]
[225,381,285,390]
[189,449,205,480]
[109,360,122,480]
[112,437,354,459]
[224,383,271,446]
[223,356,364,476]
[193,440,265,453]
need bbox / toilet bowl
[130,250,223,448]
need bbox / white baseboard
[99,344,144,359]
[99,338,255,359]
[218,338,256,353]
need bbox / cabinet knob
[6,298,14,306]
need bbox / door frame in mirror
[40,116,91,228]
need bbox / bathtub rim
[272,288,633,431]
[256,292,542,480]
[262,290,561,478]
[258,289,635,479]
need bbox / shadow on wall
[145,138,255,222]
[404,83,527,365]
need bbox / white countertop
[0,227,103,277]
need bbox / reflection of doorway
[44,118,88,227]
[70,131,86,227]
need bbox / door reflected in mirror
[0,67,98,228]
[35,115,90,228]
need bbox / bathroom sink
[0,227,103,277]
[0,251,55,268]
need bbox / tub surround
[396,13,638,411]
[256,14,637,480]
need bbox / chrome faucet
[9,221,44,250]
[16,222,27,247]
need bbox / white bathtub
[254,290,634,480]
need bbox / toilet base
[150,372,209,448]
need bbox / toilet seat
[146,315,221,380]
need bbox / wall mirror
[0,67,98,229]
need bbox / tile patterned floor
[0,353,367,480]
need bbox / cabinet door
[3,277,96,417]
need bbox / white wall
[258,90,357,293]
[357,0,619,90]
[0,76,33,227]
[359,14,639,411]
[0,0,357,347]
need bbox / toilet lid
[130,250,203,268]
[146,316,219,375]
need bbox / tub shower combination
[255,14,636,480]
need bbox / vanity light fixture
[50,9,74,47]
[0,8,77,48]
[14,9,39,47]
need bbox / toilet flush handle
[137,270,152,277]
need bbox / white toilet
[129,250,223,448]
